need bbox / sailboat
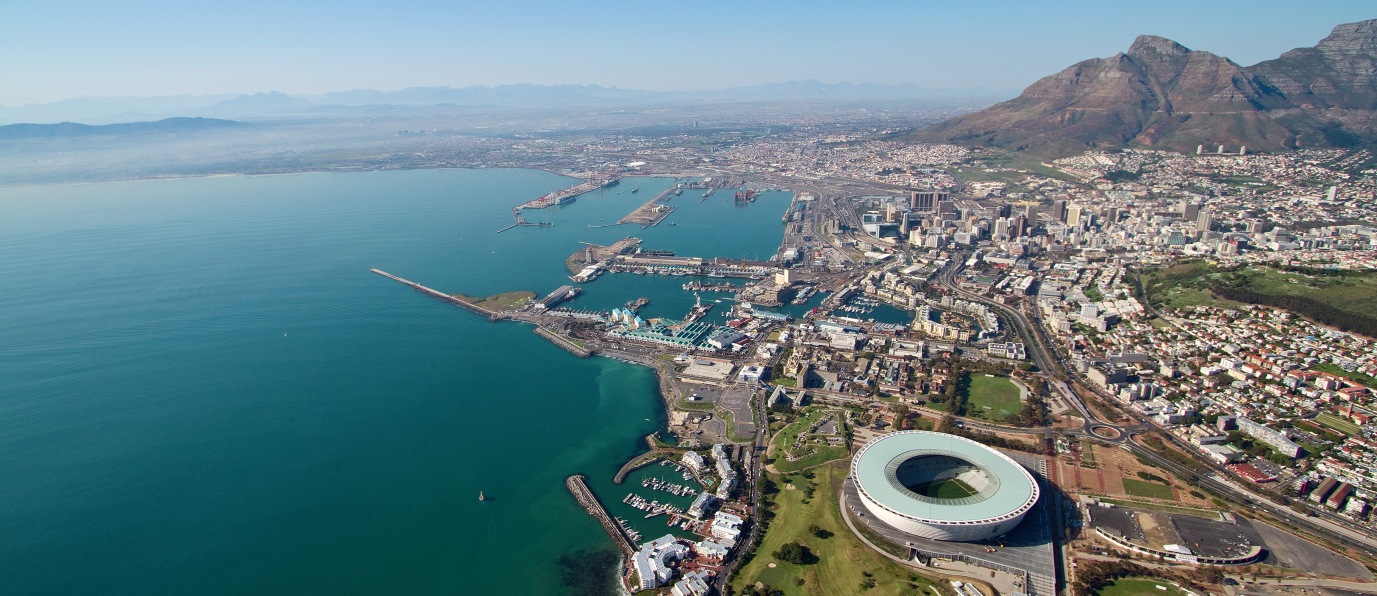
[479,491,486,502]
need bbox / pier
[370,269,499,318]
[497,208,554,233]
[566,474,636,557]
[617,187,678,227]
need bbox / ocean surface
[0,170,791,595]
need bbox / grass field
[962,375,1021,420]
[1121,478,1174,500]
[911,478,978,499]
[731,462,940,596]
[1314,363,1377,390]
[1315,412,1361,435]
[770,408,850,473]
[1097,577,1187,596]
[1142,261,1377,321]
[453,290,536,310]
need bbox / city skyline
[2,0,1373,106]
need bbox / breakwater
[370,268,499,318]
[612,434,665,484]
[566,474,635,556]
[533,327,591,357]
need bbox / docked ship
[557,195,577,206]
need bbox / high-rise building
[1009,215,1027,238]
[993,218,1009,238]
[1066,205,1083,228]
[1196,209,1214,232]
[1182,202,1200,221]
[910,190,948,212]
[936,199,955,216]
[1051,200,1067,222]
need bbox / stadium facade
[850,431,1039,542]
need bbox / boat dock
[497,208,554,233]
[370,269,499,319]
[566,474,635,557]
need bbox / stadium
[850,431,1040,542]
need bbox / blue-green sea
[0,170,790,595]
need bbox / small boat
[478,491,486,502]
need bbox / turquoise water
[0,170,790,595]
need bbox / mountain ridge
[0,117,247,140]
[0,81,1009,126]
[901,19,1377,156]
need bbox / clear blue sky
[1,0,1372,106]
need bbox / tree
[772,541,817,565]
[893,404,910,430]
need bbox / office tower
[1197,209,1214,232]
[1066,205,1083,228]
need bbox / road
[931,251,1377,557]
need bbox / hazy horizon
[3,0,1373,107]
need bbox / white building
[632,534,689,590]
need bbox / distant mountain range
[902,19,1377,156]
[0,117,247,140]
[0,82,1007,125]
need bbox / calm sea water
[0,169,789,595]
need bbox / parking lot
[842,473,1058,596]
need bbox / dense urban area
[397,120,1377,596]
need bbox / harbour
[0,169,791,595]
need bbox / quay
[566,474,635,557]
[370,268,499,318]
[617,186,678,227]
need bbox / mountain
[902,19,1377,156]
[0,117,247,140]
[1,82,1004,125]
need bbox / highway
[931,251,1377,557]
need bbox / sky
[1,0,1373,106]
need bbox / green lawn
[912,478,977,499]
[1315,412,1361,435]
[962,375,1021,420]
[1314,363,1377,390]
[1121,478,1174,500]
[1097,577,1187,596]
[1142,261,1377,322]
[732,462,940,596]
[770,408,849,473]
[453,290,535,310]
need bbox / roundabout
[1090,425,1123,440]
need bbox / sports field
[963,374,1021,420]
[1121,478,1174,500]
[911,478,978,499]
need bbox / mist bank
[0,99,976,187]
[0,81,1010,125]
